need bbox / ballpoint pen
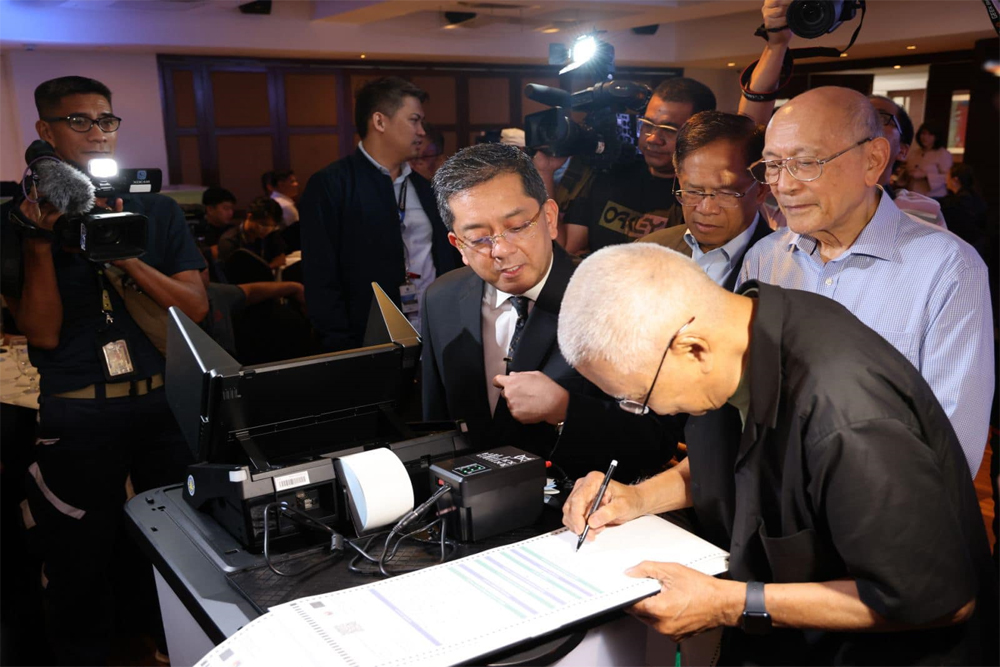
[576,459,617,551]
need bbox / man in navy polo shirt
[5,75,207,665]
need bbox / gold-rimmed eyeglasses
[638,118,680,139]
[674,182,758,208]
[618,316,696,416]
[455,204,545,255]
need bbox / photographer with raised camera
[562,77,716,255]
[3,76,207,665]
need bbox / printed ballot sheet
[196,515,729,667]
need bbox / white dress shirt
[358,141,437,330]
[270,190,299,225]
[482,257,553,414]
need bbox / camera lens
[787,0,839,39]
[90,222,124,246]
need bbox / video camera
[1,140,159,297]
[523,79,651,172]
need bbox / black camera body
[523,79,651,172]
[1,141,159,298]
[787,0,863,39]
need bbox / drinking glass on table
[12,345,38,395]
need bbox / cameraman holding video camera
[562,77,716,255]
[3,76,207,665]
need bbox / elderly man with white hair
[558,243,995,666]
[739,86,993,476]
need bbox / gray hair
[431,143,547,231]
[558,244,719,375]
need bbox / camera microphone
[25,140,95,216]
[524,84,573,109]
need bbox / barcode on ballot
[274,471,310,491]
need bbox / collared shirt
[482,257,554,414]
[270,190,299,225]
[684,214,760,287]
[738,188,994,474]
[358,141,437,330]
[686,282,994,665]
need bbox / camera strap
[7,201,57,241]
[742,0,866,102]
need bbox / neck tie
[506,296,530,372]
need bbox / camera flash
[88,158,118,179]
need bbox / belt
[51,374,164,400]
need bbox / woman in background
[906,122,953,198]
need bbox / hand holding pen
[562,460,646,548]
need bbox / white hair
[558,244,721,375]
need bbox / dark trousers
[22,389,192,666]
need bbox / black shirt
[563,159,683,252]
[28,193,205,395]
[685,282,996,666]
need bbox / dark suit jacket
[421,244,675,481]
[300,149,460,350]
[639,216,773,291]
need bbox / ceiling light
[360,54,366,59]
[893,65,902,69]
[906,45,916,50]
[840,52,849,57]
[727,62,736,67]
[541,27,560,34]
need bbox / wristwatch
[740,581,772,635]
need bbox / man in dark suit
[639,111,771,291]
[300,77,459,351]
[422,144,672,481]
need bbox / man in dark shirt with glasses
[562,77,716,255]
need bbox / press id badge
[399,282,420,315]
[95,330,137,381]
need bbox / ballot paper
[196,515,729,667]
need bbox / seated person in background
[269,169,301,252]
[409,122,446,181]
[189,185,237,249]
[562,77,716,255]
[218,196,287,270]
[559,243,996,666]
[739,86,994,476]
[639,111,772,291]
[905,121,953,198]
[197,252,305,359]
[422,143,674,482]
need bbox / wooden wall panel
[177,135,201,185]
[411,76,457,125]
[285,73,338,127]
[172,70,198,128]
[212,71,270,127]
[217,135,274,205]
[289,134,338,185]
[468,77,510,126]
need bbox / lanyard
[397,176,408,227]
[94,264,115,328]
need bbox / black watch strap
[741,581,772,635]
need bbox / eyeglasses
[456,204,545,255]
[748,137,874,185]
[638,118,679,139]
[618,316,696,416]
[674,181,758,208]
[41,115,122,133]
[876,110,902,135]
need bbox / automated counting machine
[164,284,473,552]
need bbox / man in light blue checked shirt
[739,87,993,475]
